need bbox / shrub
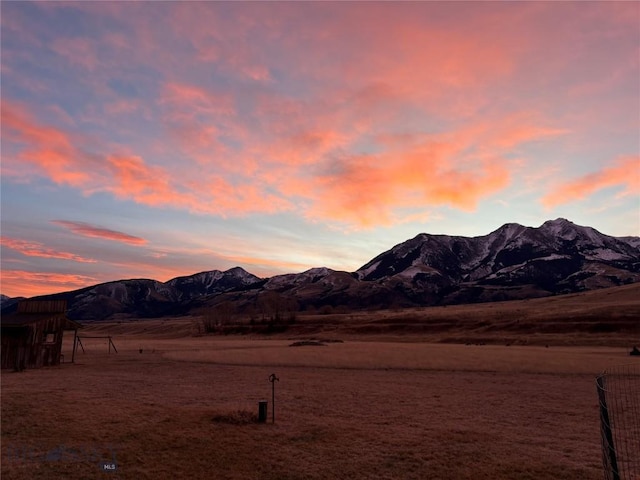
[211,410,258,425]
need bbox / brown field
[2,286,639,479]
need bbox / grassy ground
[3,285,638,478]
[3,334,635,479]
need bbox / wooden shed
[1,300,82,371]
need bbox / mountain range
[2,218,639,321]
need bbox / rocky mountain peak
[3,219,637,320]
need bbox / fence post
[269,373,279,424]
[71,329,77,363]
[597,375,620,480]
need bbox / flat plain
[2,285,639,479]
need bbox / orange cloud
[1,104,182,208]
[302,154,510,227]
[279,115,562,227]
[1,237,97,263]
[2,93,567,229]
[1,102,94,187]
[3,3,631,230]
[105,155,291,216]
[51,220,147,245]
[541,156,640,208]
[160,82,238,159]
[106,155,177,207]
[1,270,97,298]
[477,114,570,152]
[218,254,310,273]
[1,103,289,217]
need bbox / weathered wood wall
[1,327,29,370]
[1,316,67,370]
[17,300,67,314]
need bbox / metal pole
[269,373,279,424]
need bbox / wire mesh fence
[596,363,640,480]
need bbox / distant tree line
[196,291,297,335]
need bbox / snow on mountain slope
[167,267,262,299]
[7,219,637,320]
[265,267,334,289]
[356,218,640,292]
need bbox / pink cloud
[274,115,565,227]
[3,2,636,230]
[161,83,235,117]
[1,87,569,229]
[1,101,94,186]
[1,103,290,217]
[51,220,147,245]
[151,77,569,227]
[1,270,97,298]
[1,237,97,263]
[50,37,99,71]
[541,156,640,208]
[106,155,177,206]
[159,82,239,161]
[298,153,510,228]
[104,99,143,116]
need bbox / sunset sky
[1,2,639,298]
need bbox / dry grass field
[2,285,639,479]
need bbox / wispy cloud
[1,237,97,263]
[217,254,311,274]
[2,2,632,230]
[278,116,566,227]
[50,37,99,71]
[1,101,94,186]
[1,2,638,297]
[1,102,291,217]
[1,270,97,297]
[541,156,640,208]
[52,220,147,245]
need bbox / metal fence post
[269,373,279,424]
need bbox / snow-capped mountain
[188,219,639,313]
[3,219,638,320]
[167,267,263,300]
[260,267,386,310]
[359,219,637,280]
[2,268,263,320]
[355,218,639,304]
